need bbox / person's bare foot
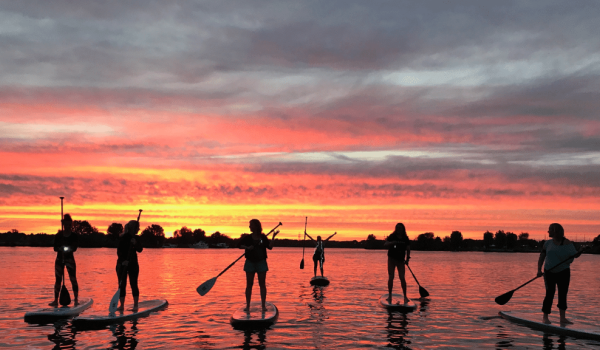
[542,316,551,324]
[387,296,392,304]
[262,306,268,312]
[560,318,573,325]
[48,300,58,307]
[117,304,125,312]
[404,298,410,305]
[74,299,79,306]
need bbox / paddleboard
[379,293,416,312]
[24,298,93,323]
[230,301,278,328]
[499,311,600,340]
[72,299,168,329]
[310,276,330,286]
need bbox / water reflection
[47,320,77,349]
[109,321,139,349]
[542,334,567,350]
[385,311,411,349]
[417,298,429,315]
[239,328,267,350]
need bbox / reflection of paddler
[239,219,279,312]
[50,214,79,307]
[116,220,143,311]
[305,232,336,277]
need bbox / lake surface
[2,247,600,349]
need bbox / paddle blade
[495,290,514,305]
[419,286,430,298]
[59,284,71,306]
[300,259,304,269]
[197,277,217,296]
[109,289,120,313]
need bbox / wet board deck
[230,302,278,328]
[72,299,168,329]
[379,294,416,312]
[310,276,330,286]
[24,298,93,323]
[499,311,600,340]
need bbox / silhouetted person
[305,232,336,277]
[239,219,279,312]
[50,214,79,306]
[384,223,411,304]
[537,223,583,325]
[116,220,143,311]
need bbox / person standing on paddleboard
[537,223,583,325]
[305,232,337,277]
[384,223,411,304]
[239,219,279,312]
[116,220,143,311]
[50,214,79,306]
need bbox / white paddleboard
[310,276,330,286]
[499,311,600,340]
[73,299,168,328]
[24,298,93,323]
[379,293,416,312]
[230,301,278,328]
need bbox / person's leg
[313,256,318,277]
[556,269,571,324]
[257,271,267,311]
[319,257,324,276]
[387,257,396,302]
[542,271,557,324]
[129,264,140,309]
[66,259,79,305]
[116,262,128,310]
[245,271,255,311]
[397,263,409,304]
[49,259,63,306]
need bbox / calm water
[2,247,600,349]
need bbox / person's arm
[54,233,61,252]
[405,244,411,265]
[70,233,78,253]
[383,235,397,248]
[537,247,546,277]
[268,231,278,249]
[305,232,316,242]
[133,236,143,253]
[325,232,337,241]
[239,235,253,250]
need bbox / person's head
[393,223,407,239]
[317,236,322,242]
[548,223,564,239]
[62,214,73,231]
[249,219,262,234]
[124,220,140,236]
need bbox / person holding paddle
[239,219,279,312]
[49,214,79,307]
[305,232,336,277]
[384,223,411,304]
[116,220,143,311]
[537,223,583,325]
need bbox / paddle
[300,217,307,269]
[406,263,430,298]
[197,222,282,296]
[109,209,142,313]
[58,197,72,307]
[495,248,585,305]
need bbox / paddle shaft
[216,222,281,278]
[301,217,307,267]
[510,249,582,294]
[406,264,421,287]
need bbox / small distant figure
[305,232,337,277]
[49,214,79,307]
[383,223,411,304]
[239,219,279,312]
[537,223,584,325]
[116,220,143,311]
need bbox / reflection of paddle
[406,263,430,298]
[58,196,71,306]
[109,209,142,313]
[197,222,282,296]
[300,217,307,269]
[495,249,584,305]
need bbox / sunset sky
[1,1,599,240]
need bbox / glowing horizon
[1,2,599,241]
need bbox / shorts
[244,259,269,273]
